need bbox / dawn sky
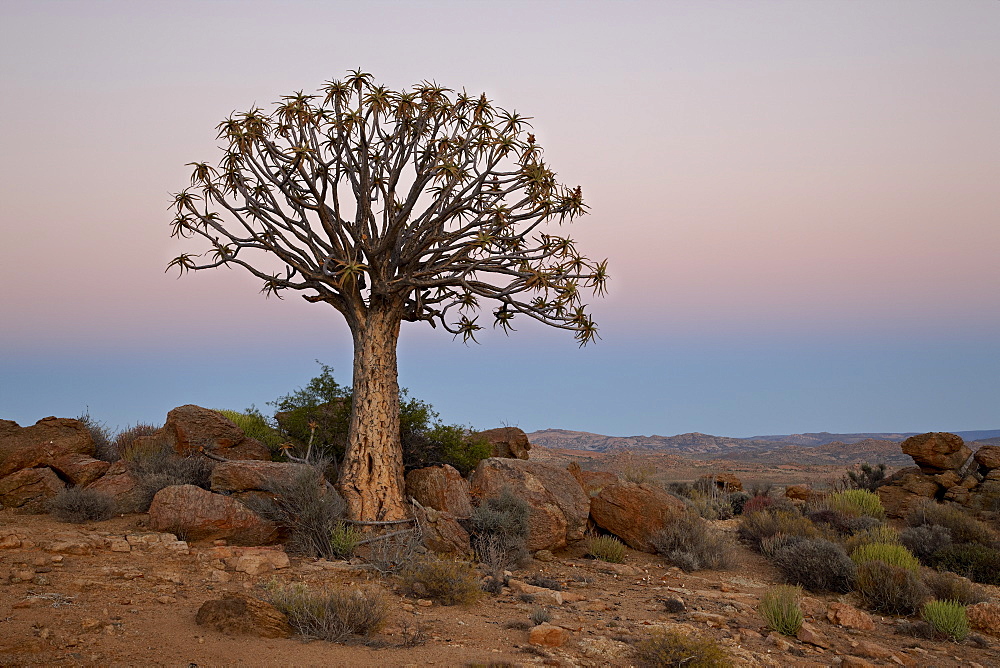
[1,0,997,438]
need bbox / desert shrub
[727,491,751,515]
[471,489,531,570]
[922,570,988,605]
[215,408,285,454]
[772,538,856,593]
[686,491,734,520]
[758,585,803,636]
[921,600,969,642]
[362,528,422,575]
[900,525,952,564]
[529,607,551,625]
[842,462,887,492]
[806,508,860,536]
[113,423,162,462]
[929,543,1000,585]
[759,533,804,559]
[244,467,349,559]
[585,534,627,564]
[850,543,920,572]
[739,510,819,551]
[844,525,901,554]
[127,442,213,512]
[906,500,995,546]
[77,411,117,462]
[856,560,931,615]
[651,510,735,571]
[741,495,775,516]
[635,628,731,668]
[399,558,481,606]
[265,581,387,641]
[48,488,115,523]
[828,489,885,519]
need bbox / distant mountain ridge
[527,428,1000,465]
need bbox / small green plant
[400,558,481,606]
[828,489,885,519]
[48,488,115,523]
[265,581,387,641]
[856,560,930,615]
[842,462,887,492]
[759,585,803,636]
[922,570,988,605]
[651,510,735,571]
[215,408,286,453]
[929,543,1000,585]
[529,607,551,625]
[772,538,856,593]
[585,534,627,563]
[906,500,995,546]
[635,628,731,668]
[921,600,969,642]
[850,543,920,572]
[328,522,362,560]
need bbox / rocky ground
[2,511,999,667]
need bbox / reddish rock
[210,460,317,493]
[476,427,531,460]
[901,432,971,473]
[827,602,875,631]
[0,467,66,512]
[85,460,145,513]
[159,405,269,460]
[221,439,271,461]
[49,454,111,487]
[590,481,686,552]
[967,602,1000,636]
[876,466,942,518]
[784,484,813,501]
[470,458,589,551]
[148,484,278,545]
[795,622,828,648]
[405,465,472,517]
[195,592,292,638]
[974,445,1000,471]
[699,473,742,492]
[529,623,570,647]
[567,462,618,498]
[413,504,471,555]
[0,417,95,477]
[854,640,897,661]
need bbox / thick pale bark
[337,302,408,522]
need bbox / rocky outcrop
[157,405,270,460]
[210,460,317,493]
[699,473,742,492]
[85,460,146,514]
[470,458,589,551]
[566,462,617,498]
[148,484,278,545]
[0,417,95,477]
[405,465,472,517]
[974,446,1000,471]
[195,592,292,638]
[589,481,686,552]
[476,427,531,460]
[901,432,971,473]
[0,467,66,512]
[49,453,111,487]
[413,503,471,555]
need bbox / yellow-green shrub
[829,489,885,519]
[399,558,481,606]
[759,585,803,636]
[851,543,920,572]
[921,600,969,642]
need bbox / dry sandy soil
[2,508,999,668]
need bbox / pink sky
[1,1,998,434]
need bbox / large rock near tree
[85,460,146,513]
[148,484,278,544]
[405,464,472,517]
[0,467,66,512]
[0,417,95,477]
[476,427,531,460]
[156,405,270,460]
[413,503,471,555]
[901,432,971,473]
[590,481,687,552]
[470,458,589,551]
[210,460,317,493]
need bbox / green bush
[650,510,735,571]
[828,489,885,519]
[922,570,988,605]
[759,585,803,636]
[265,581,387,641]
[738,510,819,552]
[851,543,920,572]
[899,525,952,564]
[906,500,995,546]
[529,607,551,625]
[471,488,531,571]
[772,538,856,593]
[48,488,115,523]
[727,491,751,515]
[929,543,1000,585]
[856,560,930,615]
[400,558,481,606]
[635,629,731,668]
[844,525,900,554]
[921,600,969,642]
[842,462,887,492]
[215,408,285,454]
[585,534,628,564]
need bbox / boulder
[784,484,813,502]
[476,427,531,460]
[876,466,942,518]
[405,465,473,517]
[0,467,66,512]
[470,458,589,551]
[159,405,270,460]
[901,432,971,473]
[827,602,875,631]
[210,460,317,493]
[699,473,742,492]
[195,592,292,638]
[529,623,570,647]
[0,417,95,477]
[85,460,145,513]
[590,481,686,552]
[975,445,1000,471]
[567,462,618,498]
[49,454,111,487]
[413,504,471,555]
[148,484,278,545]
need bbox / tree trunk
[337,301,408,522]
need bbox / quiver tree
[168,70,608,522]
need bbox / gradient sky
[1,0,997,438]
